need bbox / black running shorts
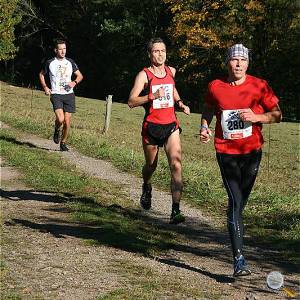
[50,93,76,113]
[142,121,180,147]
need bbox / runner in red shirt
[128,38,190,224]
[200,44,282,276]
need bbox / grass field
[1,81,299,259]
[0,126,181,256]
[1,126,221,300]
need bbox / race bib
[221,109,252,139]
[152,84,174,109]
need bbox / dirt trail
[1,123,299,299]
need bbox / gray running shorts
[50,93,76,113]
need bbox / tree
[164,0,273,80]
[0,0,22,61]
[6,0,169,99]
[164,0,300,118]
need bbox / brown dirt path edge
[1,122,299,300]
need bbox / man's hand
[181,104,190,115]
[154,87,165,99]
[68,81,77,89]
[239,108,259,123]
[176,100,190,115]
[200,127,212,143]
[44,86,51,96]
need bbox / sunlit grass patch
[97,260,221,300]
[0,128,181,258]
[1,81,299,259]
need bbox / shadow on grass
[6,216,235,284]
[0,135,59,151]
[1,131,299,259]
[2,187,299,282]
[0,189,70,203]
[0,136,37,148]
[154,258,235,283]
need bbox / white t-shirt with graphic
[43,57,79,95]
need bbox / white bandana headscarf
[225,44,249,64]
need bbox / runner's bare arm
[68,70,83,88]
[39,71,51,95]
[169,66,176,77]
[239,105,282,124]
[174,87,181,102]
[174,87,190,115]
[128,71,150,108]
[171,68,190,115]
[200,103,214,143]
[170,67,180,102]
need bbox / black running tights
[216,150,262,258]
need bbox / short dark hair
[54,39,66,49]
[147,37,166,54]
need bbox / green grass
[0,127,217,299]
[97,260,220,300]
[1,81,299,257]
[0,294,22,300]
[0,128,181,256]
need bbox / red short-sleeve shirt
[205,75,279,154]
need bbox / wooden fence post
[102,95,113,134]
[30,86,34,114]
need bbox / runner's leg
[164,130,183,204]
[164,130,185,224]
[139,142,158,209]
[54,108,65,128]
[142,142,159,183]
[216,153,244,258]
[239,150,262,240]
[61,112,71,143]
[53,109,64,144]
[240,150,262,210]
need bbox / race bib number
[152,84,174,109]
[221,110,252,139]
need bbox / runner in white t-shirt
[39,39,83,151]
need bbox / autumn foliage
[164,0,299,82]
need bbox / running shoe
[170,210,185,224]
[140,183,152,210]
[53,126,61,144]
[233,255,251,277]
[60,142,69,152]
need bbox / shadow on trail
[0,135,37,148]
[154,257,235,283]
[3,186,299,279]
[2,186,235,282]
[0,189,100,207]
[0,189,70,203]
[0,135,58,151]
[8,215,236,284]
[2,186,229,258]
